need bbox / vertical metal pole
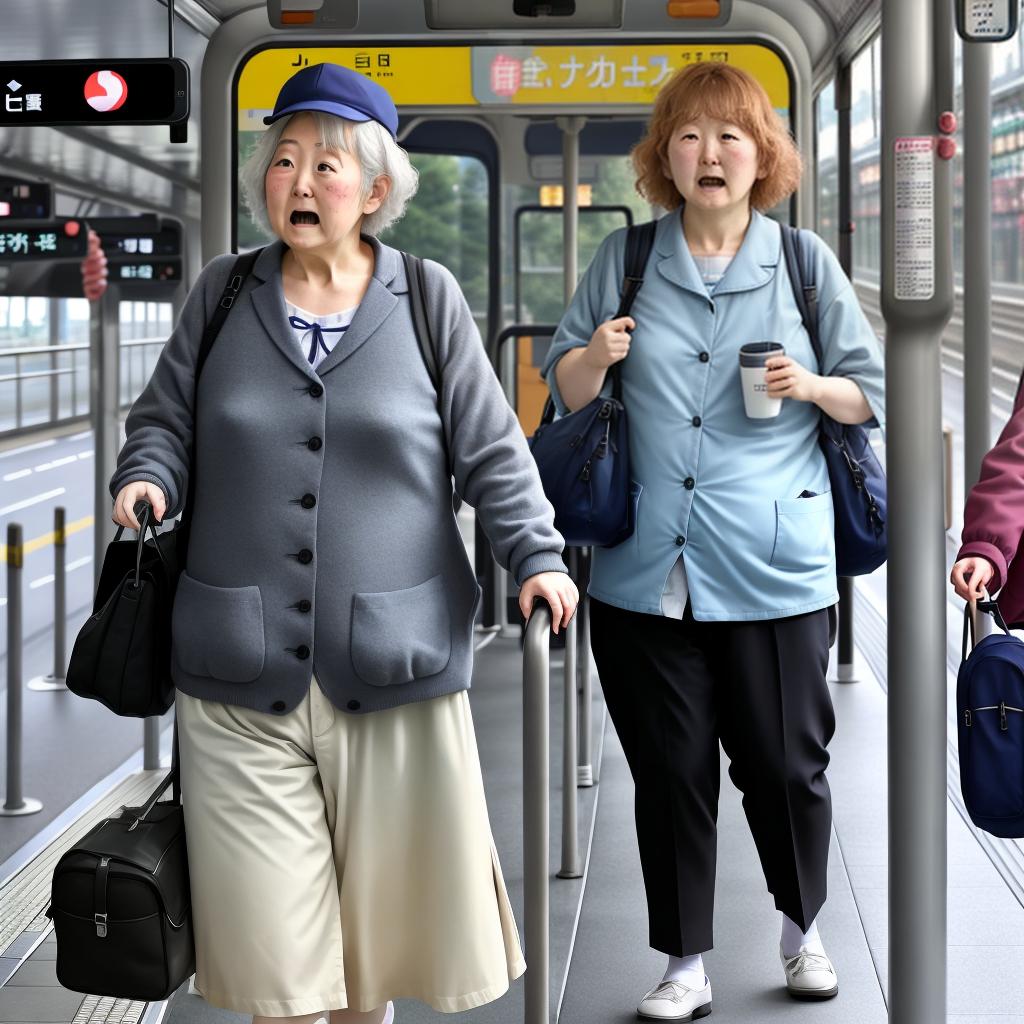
[835,60,859,683]
[2,525,42,817]
[29,508,69,690]
[49,297,60,423]
[577,572,594,786]
[963,41,992,487]
[882,0,953,1021]
[91,286,119,592]
[523,602,551,1024]
[558,552,581,879]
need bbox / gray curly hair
[239,111,419,238]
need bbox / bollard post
[2,524,43,817]
[29,507,69,691]
[577,587,594,787]
[835,577,858,683]
[558,550,581,878]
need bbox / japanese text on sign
[236,44,790,129]
[894,137,935,301]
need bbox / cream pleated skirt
[174,674,526,1016]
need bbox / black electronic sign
[0,220,88,261]
[0,59,189,127]
[0,179,51,219]
[83,215,184,287]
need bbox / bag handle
[963,587,1011,660]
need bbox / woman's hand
[765,355,821,403]
[583,316,636,370]
[950,556,996,602]
[519,571,579,635]
[112,481,167,531]
[80,230,108,302]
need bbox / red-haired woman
[542,62,885,1018]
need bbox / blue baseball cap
[263,63,399,139]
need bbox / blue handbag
[780,225,887,577]
[529,221,657,548]
[957,599,1024,838]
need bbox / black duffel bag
[45,723,193,1001]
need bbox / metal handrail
[0,336,166,359]
[522,598,552,1024]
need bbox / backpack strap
[180,247,262,534]
[196,247,262,378]
[779,224,821,367]
[401,250,440,393]
[400,251,458,500]
[608,219,658,401]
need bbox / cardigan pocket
[351,573,453,687]
[171,571,265,683]
[769,491,834,573]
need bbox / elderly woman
[109,63,576,1024]
[542,62,885,1018]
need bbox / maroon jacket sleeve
[958,384,1024,593]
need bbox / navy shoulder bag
[780,225,887,577]
[529,220,657,548]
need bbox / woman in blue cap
[109,63,576,1024]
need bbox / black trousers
[590,597,836,957]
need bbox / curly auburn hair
[631,62,803,212]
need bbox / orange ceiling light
[666,1,721,17]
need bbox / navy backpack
[956,599,1024,838]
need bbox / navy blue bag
[529,221,657,548]
[780,225,887,577]
[957,599,1024,838]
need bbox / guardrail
[0,336,166,436]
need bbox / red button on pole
[937,137,957,160]
[938,111,957,134]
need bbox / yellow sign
[237,44,789,128]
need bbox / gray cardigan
[110,237,566,716]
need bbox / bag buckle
[95,912,108,938]
[597,402,613,420]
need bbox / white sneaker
[780,944,839,999]
[636,977,712,1020]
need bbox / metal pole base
[835,661,859,684]
[0,797,43,816]
[27,675,68,691]
[577,764,594,787]
[556,866,583,879]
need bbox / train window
[815,78,839,257]
[851,35,881,278]
[379,153,490,339]
[507,155,650,325]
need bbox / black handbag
[66,247,262,716]
[529,220,657,547]
[45,722,192,1000]
[779,225,887,577]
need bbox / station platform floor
[4,580,1024,1024]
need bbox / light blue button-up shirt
[541,207,886,622]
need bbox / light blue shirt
[541,207,886,622]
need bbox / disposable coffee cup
[739,342,785,419]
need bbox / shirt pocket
[769,491,835,573]
[350,572,453,687]
[171,571,265,682]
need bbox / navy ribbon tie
[288,315,350,365]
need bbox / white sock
[663,953,706,988]
[781,914,825,958]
